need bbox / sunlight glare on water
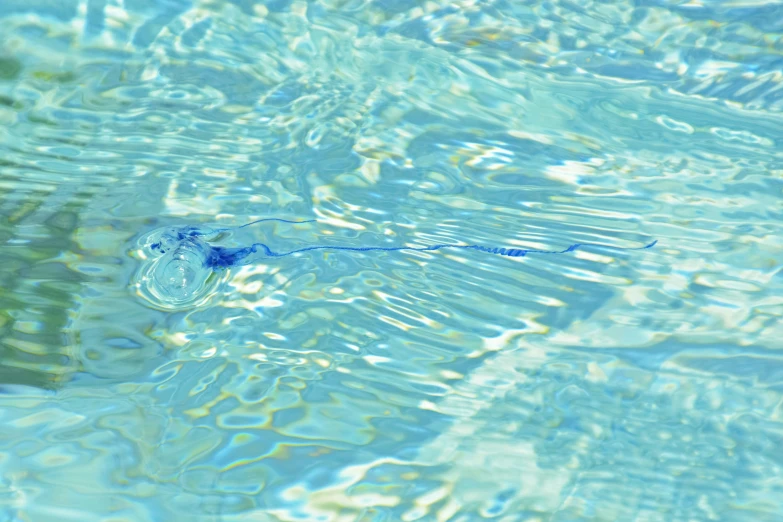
[0,0,782,521]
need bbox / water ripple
[1,0,782,520]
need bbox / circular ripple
[131,226,224,311]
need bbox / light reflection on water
[1,0,782,520]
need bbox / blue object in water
[146,217,657,303]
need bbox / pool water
[1,1,782,520]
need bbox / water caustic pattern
[0,0,781,520]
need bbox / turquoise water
[1,0,782,520]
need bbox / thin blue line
[157,218,657,270]
[242,239,658,259]
[211,217,317,233]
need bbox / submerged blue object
[147,218,316,302]
[146,217,657,301]
[197,238,659,268]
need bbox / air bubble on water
[154,246,205,301]
[132,227,221,311]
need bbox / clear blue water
[1,1,782,520]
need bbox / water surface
[1,0,782,520]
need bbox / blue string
[149,217,658,270]
[214,218,317,233]
[202,239,658,269]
